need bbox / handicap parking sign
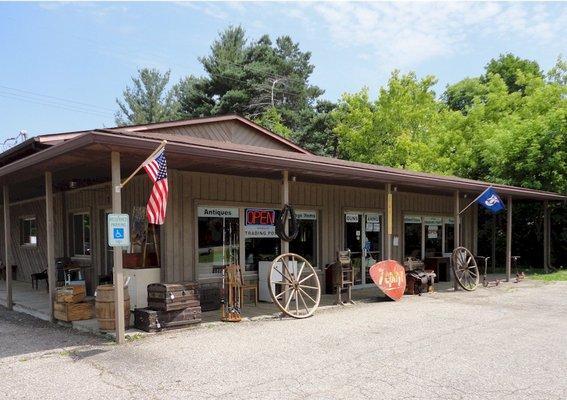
[113,228,124,240]
[108,214,130,247]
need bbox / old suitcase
[147,282,200,311]
[134,307,202,332]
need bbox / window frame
[70,211,91,258]
[19,216,38,247]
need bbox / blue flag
[477,187,505,213]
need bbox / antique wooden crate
[147,282,200,311]
[54,300,93,322]
[56,284,86,303]
[134,307,202,332]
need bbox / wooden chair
[228,264,257,307]
[31,269,48,291]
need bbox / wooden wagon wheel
[452,246,480,291]
[269,253,321,319]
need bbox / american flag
[143,147,168,225]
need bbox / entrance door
[344,212,383,286]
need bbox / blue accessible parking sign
[108,214,130,247]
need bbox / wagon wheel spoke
[273,265,293,283]
[297,289,310,314]
[296,261,306,281]
[294,289,299,315]
[298,273,315,284]
[284,288,295,311]
[298,285,319,290]
[298,287,317,304]
[274,286,294,300]
[281,258,294,282]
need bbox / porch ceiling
[0,131,564,203]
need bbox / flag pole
[459,186,492,215]
[120,140,167,189]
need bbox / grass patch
[530,269,567,282]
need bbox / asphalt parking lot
[1,279,566,400]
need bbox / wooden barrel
[95,284,131,331]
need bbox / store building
[0,115,564,322]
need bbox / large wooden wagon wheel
[269,253,321,319]
[452,246,480,291]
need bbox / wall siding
[4,169,475,286]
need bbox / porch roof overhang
[0,130,564,203]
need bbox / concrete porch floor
[1,274,510,336]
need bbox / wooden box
[134,307,202,332]
[56,285,86,303]
[123,253,142,269]
[147,282,200,311]
[54,301,93,322]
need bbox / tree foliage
[115,68,178,125]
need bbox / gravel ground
[1,279,566,400]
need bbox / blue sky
[0,1,565,143]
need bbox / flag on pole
[476,187,505,213]
[143,147,168,225]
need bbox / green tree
[115,68,178,126]
[483,53,543,93]
[174,26,324,142]
[333,71,445,171]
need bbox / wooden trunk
[147,282,199,311]
[134,307,202,332]
[95,284,131,331]
[56,284,86,303]
[54,301,93,322]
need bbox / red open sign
[246,209,275,226]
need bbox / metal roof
[0,127,563,202]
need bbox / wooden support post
[453,190,460,291]
[385,183,393,260]
[3,186,12,310]
[543,201,549,273]
[111,152,126,344]
[506,196,512,282]
[472,203,478,255]
[281,171,289,254]
[491,214,496,273]
[45,172,56,320]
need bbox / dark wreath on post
[275,204,299,242]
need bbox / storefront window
[290,211,318,265]
[197,207,239,278]
[424,216,443,257]
[404,215,422,259]
[244,208,280,272]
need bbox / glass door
[344,212,383,286]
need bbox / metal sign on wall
[108,213,130,247]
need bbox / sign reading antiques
[108,213,130,247]
[197,207,239,218]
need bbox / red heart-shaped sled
[369,260,406,301]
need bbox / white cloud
[294,2,567,71]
